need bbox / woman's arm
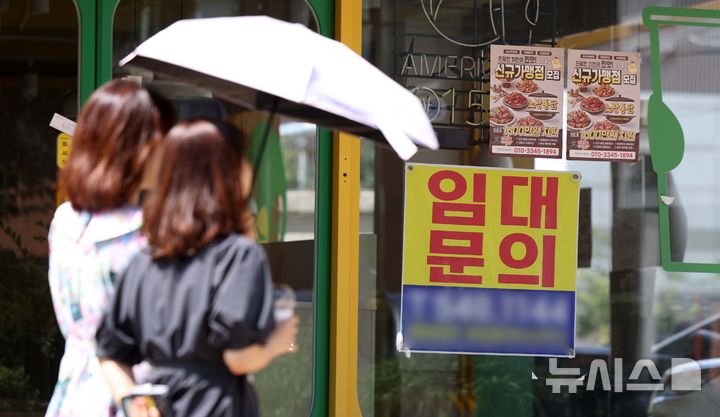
[223,316,299,376]
[99,357,136,404]
[99,358,160,417]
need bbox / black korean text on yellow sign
[56,133,72,169]
[56,133,72,206]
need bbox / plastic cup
[273,283,296,323]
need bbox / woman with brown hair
[96,120,298,417]
[46,79,174,417]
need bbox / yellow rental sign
[401,163,581,356]
[403,163,580,292]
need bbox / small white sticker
[49,113,77,136]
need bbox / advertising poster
[489,45,565,158]
[400,163,580,357]
[567,49,641,162]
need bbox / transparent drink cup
[273,283,296,323]
[273,283,297,352]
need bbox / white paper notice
[49,113,76,136]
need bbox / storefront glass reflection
[0,1,77,411]
[358,1,720,417]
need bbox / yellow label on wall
[56,133,72,169]
[403,163,580,292]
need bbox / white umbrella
[119,15,438,160]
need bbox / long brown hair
[143,120,250,259]
[60,80,173,212]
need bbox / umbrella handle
[251,97,280,193]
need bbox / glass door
[0,0,79,412]
[105,1,332,416]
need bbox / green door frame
[75,0,96,105]
[309,2,334,416]
[76,1,335,416]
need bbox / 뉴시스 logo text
[535,358,702,393]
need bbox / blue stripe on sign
[401,285,575,356]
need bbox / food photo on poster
[489,45,565,159]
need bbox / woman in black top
[96,120,298,417]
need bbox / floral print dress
[45,202,145,417]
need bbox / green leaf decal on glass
[643,6,720,273]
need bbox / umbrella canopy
[119,15,438,160]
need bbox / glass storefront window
[0,0,78,411]
[656,23,720,265]
[358,2,720,417]
[112,2,321,416]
